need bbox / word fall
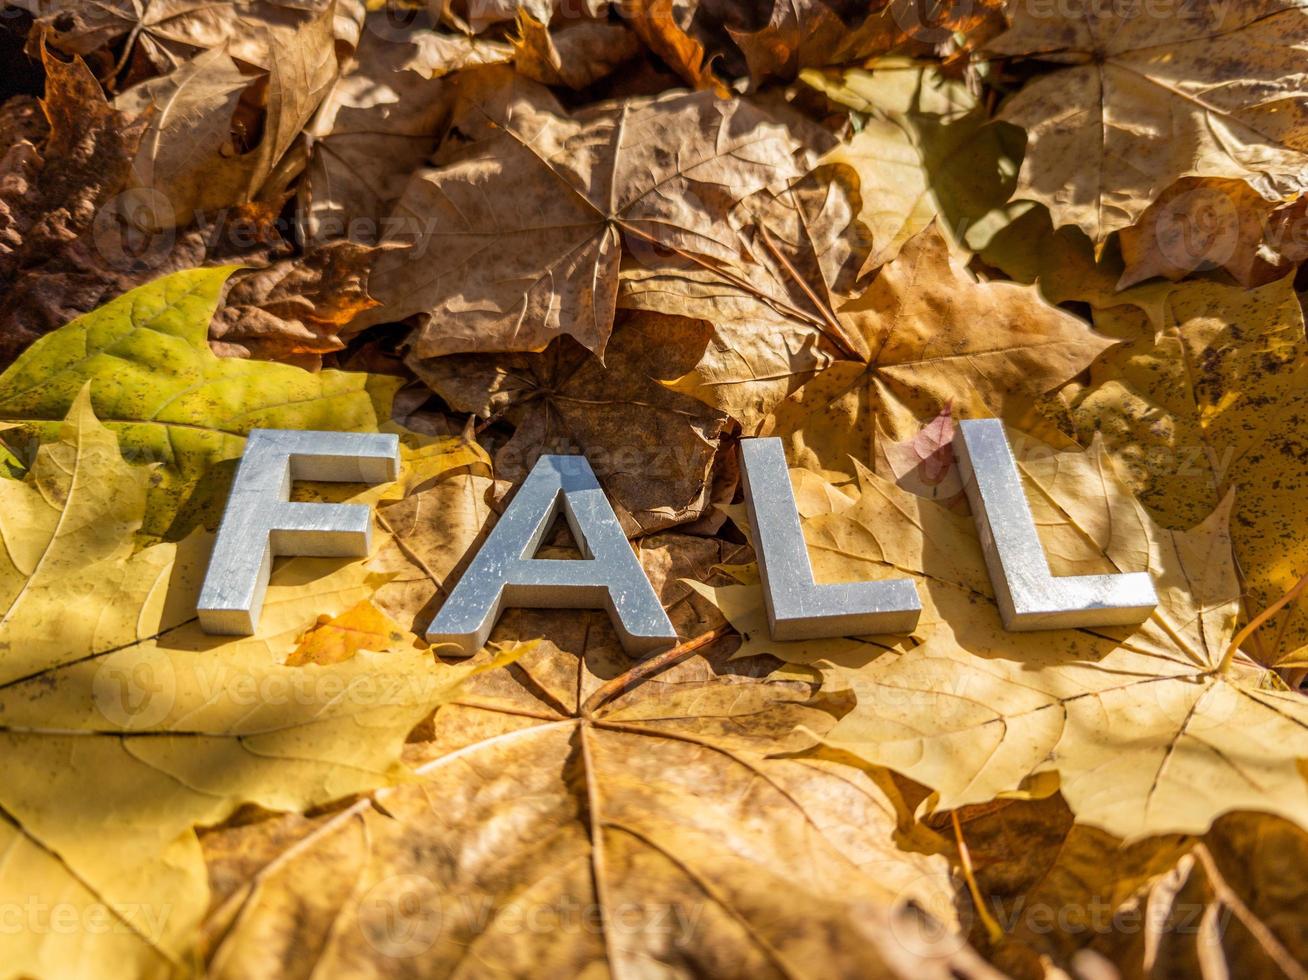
[197,421,1159,656]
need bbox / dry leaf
[435,0,606,35]
[297,16,472,246]
[403,26,513,78]
[991,0,1308,242]
[697,435,1308,841]
[1063,274,1308,665]
[200,618,963,977]
[289,599,428,665]
[512,10,642,89]
[113,0,342,229]
[409,312,726,534]
[959,797,1308,979]
[617,0,727,92]
[19,0,349,74]
[620,160,869,429]
[1117,177,1308,288]
[358,67,809,358]
[764,225,1113,479]
[0,47,143,362]
[209,240,396,365]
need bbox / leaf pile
[2,1,1308,977]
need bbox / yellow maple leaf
[0,392,486,980]
[695,432,1308,841]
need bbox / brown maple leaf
[1117,177,1308,288]
[409,312,727,535]
[959,795,1308,979]
[620,160,873,429]
[763,225,1114,477]
[112,0,342,230]
[355,67,810,359]
[618,0,731,92]
[512,10,643,90]
[209,241,400,367]
[990,0,1308,242]
[297,14,473,247]
[0,46,145,364]
[199,616,963,977]
[17,0,352,74]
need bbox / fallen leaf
[358,67,809,359]
[727,0,856,85]
[289,599,427,665]
[0,47,143,363]
[512,10,641,89]
[1117,177,1308,288]
[208,240,396,366]
[636,531,753,637]
[817,114,937,275]
[0,267,402,538]
[0,393,478,980]
[435,0,604,35]
[726,0,968,86]
[403,26,513,79]
[614,0,727,92]
[199,614,963,977]
[990,0,1308,242]
[113,0,341,229]
[620,160,869,429]
[801,60,1001,266]
[975,205,1177,328]
[697,434,1308,840]
[959,797,1308,979]
[409,312,726,534]
[764,225,1113,479]
[1063,274,1308,665]
[297,15,468,246]
[19,0,350,74]
[873,406,966,510]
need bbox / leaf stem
[581,624,732,716]
[950,811,1004,946]
[755,223,864,362]
[1193,843,1308,980]
[1219,571,1308,675]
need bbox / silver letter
[426,455,676,657]
[954,419,1158,630]
[198,429,401,635]
[740,438,921,640]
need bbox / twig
[1193,843,1308,980]
[1219,571,1308,674]
[581,624,732,716]
[951,811,1004,946]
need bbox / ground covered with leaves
[1,0,1307,977]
